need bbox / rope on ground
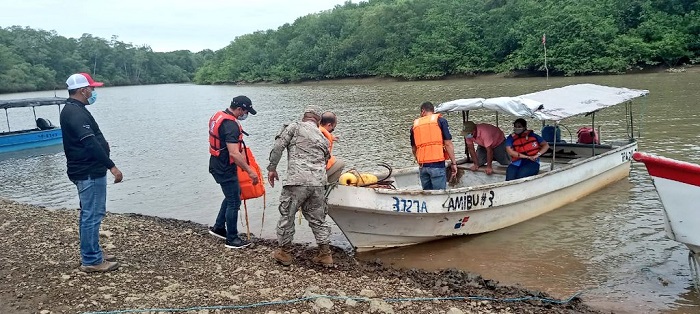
[80,291,584,314]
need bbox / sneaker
[208,226,226,240]
[79,260,120,273]
[104,254,117,262]
[225,237,251,249]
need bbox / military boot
[312,244,333,267]
[271,246,293,266]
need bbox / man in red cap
[61,72,123,273]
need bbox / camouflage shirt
[267,120,330,186]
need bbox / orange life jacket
[320,126,336,170]
[208,110,265,200]
[511,130,541,161]
[238,143,265,200]
[412,114,446,164]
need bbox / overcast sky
[0,0,356,52]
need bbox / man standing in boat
[61,72,123,273]
[319,111,345,184]
[267,105,332,267]
[410,101,458,190]
[208,96,259,249]
[462,121,511,175]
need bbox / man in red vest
[208,96,259,249]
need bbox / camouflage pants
[276,185,330,247]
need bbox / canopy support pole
[550,121,558,171]
[630,102,635,141]
[591,112,596,156]
[4,108,10,132]
[462,111,472,163]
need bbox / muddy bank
[0,199,605,314]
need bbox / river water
[1,71,698,313]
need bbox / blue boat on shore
[0,97,64,153]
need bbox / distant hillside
[195,0,700,84]
[0,26,212,93]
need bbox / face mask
[513,127,525,134]
[87,90,97,105]
[238,112,248,121]
[465,133,473,139]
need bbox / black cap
[230,95,256,115]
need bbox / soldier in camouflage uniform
[267,105,333,267]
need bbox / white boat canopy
[435,83,649,121]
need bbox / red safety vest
[208,110,265,200]
[511,130,541,161]
[209,110,242,161]
[412,114,446,164]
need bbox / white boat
[327,84,649,252]
[632,152,700,288]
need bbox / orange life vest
[412,114,446,164]
[238,143,265,200]
[320,126,336,170]
[511,130,541,161]
[208,110,265,200]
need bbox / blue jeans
[419,166,447,190]
[214,180,242,242]
[506,159,540,181]
[74,175,107,266]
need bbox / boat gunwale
[356,140,638,196]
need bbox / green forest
[195,0,700,84]
[0,26,210,93]
[2,0,699,93]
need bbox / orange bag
[238,144,265,200]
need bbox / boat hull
[633,152,700,252]
[328,142,637,251]
[0,129,63,153]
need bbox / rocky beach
[0,199,603,314]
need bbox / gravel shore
[0,199,604,314]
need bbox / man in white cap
[267,105,333,267]
[61,72,123,273]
